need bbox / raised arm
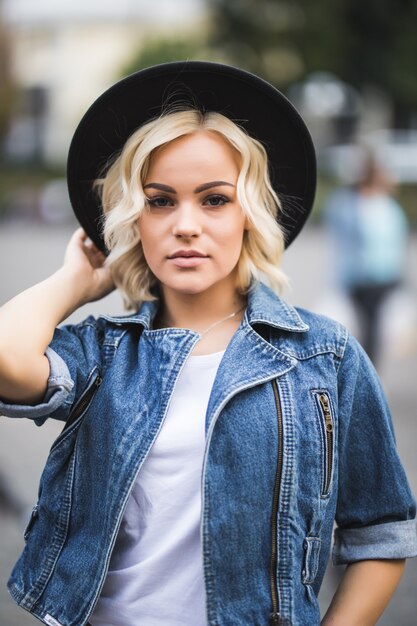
[0,228,114,405]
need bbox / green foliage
[121,0,417,123]
[0,16,15,143]
[122,34,211,77]
[207,0,306,87]
[206,0,417,122]
[0,165,65,217]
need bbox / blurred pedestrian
[323,154,408,365]
[0,63,416,626]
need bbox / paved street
[1,222,416,625]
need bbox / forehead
[147,130,240,171]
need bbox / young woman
[0,62,416,626]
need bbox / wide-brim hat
[67,60,316,252]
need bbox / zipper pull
[319,393,333,432]
[269,612,281,625]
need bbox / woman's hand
[0,228,116,404]
[62,228,115,305]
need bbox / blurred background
[0,0,416,623]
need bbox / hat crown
[67,60,316,252]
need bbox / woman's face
[138,130,250,298]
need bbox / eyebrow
[143,181,235,194]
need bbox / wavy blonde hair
[95,109,287,310]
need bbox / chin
[159,267,239,295]
[162,275,219,296]
[173,284,212,296]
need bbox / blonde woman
[0,62,416,626]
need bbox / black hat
[67,60,316,252]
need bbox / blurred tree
[0,0,15,149]
[337,0,417,127]
[207,0,417,126]
[122,34,211,76]
[207,0,305,87]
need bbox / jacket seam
[282,347,344,361]
[335,327,349,375]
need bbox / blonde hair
[95,109,287,310]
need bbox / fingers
[73,228,97,252]
[83,239,107,270]
[71,228,105,259]
[64,228,106,272]
[71,227,88,244]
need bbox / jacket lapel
[205,281,309,430]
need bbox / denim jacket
[1,280,416,626]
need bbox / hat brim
[67,60,316,252]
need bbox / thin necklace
[159,305,246,337]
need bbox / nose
[172,203,202,238]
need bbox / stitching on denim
[265,320,346,362]
[302,537,321,584]
[335,327,349,374]
[275,375,295,620]
[143,328,199,336]
[47,377,74,388]
[21,446,77,608]
[248,295,310,331]
[244,320,295,360]
[282,346,344,361]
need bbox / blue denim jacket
[1,280,416,626]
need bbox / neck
[155,280,247,331]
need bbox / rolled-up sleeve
[333,333,417,564]
[0,347,74,421]
[333,519,417,564]
[0,316,105,426]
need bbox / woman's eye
[203,194,229,207]
[146,196,173,208]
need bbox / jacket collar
[244,280,308,333]
[99,280,309,334]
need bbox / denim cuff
[333,519,417,565]
[0,347,74,419]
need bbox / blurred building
[1,0,206,165]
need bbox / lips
[167,251,209,268]
[168,250,208,259]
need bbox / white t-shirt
[90,349,225,626]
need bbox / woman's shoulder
[251,283,350,360]
[58,308,144,333]
[55,312,135,349]
[276,303,350,362]
[295,305,347,333]
[278,303,375,379]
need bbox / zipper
[269,379,283,626]
[317,392,334,496]
[62,373,102,432]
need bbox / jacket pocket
[23,504,39,541]
[302,537,321,584]
[312,390,335,497]
[21,441,79,610]
[49,368,102,453]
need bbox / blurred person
[0,62,416,626]
[323,154,409,365]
